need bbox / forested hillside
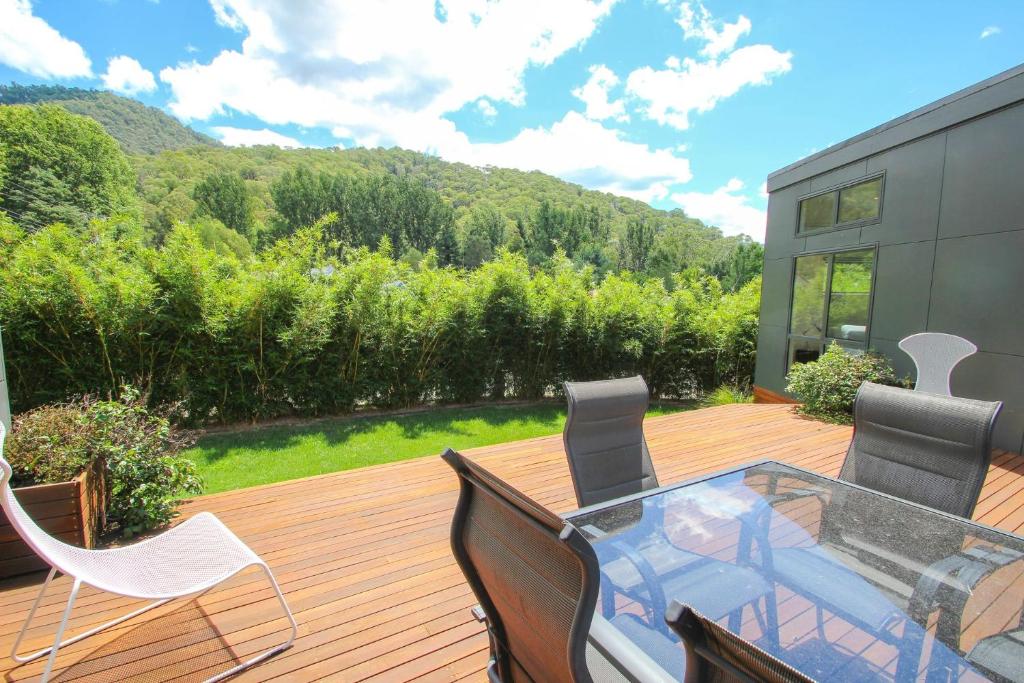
[0,94,762,288]
[0,84,219,154]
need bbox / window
[798,176,882,233]
[787,248,876,369]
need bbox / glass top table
[568,461,1024,682]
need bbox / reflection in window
[826,250,874,341]
[789,254,828,337]
[838,177,882,224]
[787,248,876,369]
[798,176,882,233]
[799,193,835,232]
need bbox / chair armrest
[588,614,678,683]
[607,540,668,622]
[909,544,1024,645]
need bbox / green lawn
[184,402,689,495]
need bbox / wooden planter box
[0,462,105,579]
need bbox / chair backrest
[563,376,658,508]
[442,448,600,683]
[840,382,1002,518]
[899,332,977,396]
[0,423,88,577]
[666,601,815,683]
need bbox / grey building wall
[756,65,1024,454]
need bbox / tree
[192,172,256,242]
[713,240,764,292]
[434,220,461,267]
[623,216,655,272]
[0,104,136,230]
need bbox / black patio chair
[442,448,680,683]
[765,382,1006,656]
[563,376,775,640]
[665,601,815,683]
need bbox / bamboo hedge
[0,216,760,425]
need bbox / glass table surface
[569,461,1024,682]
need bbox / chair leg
[203,563,298,683]
[11,568,172,668]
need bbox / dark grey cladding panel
[754,323,788,394]
[759,257,793,329]
[939,103,1024,239]
[767,65,1024,193]
[867,336,916,384]
[869,241,934,343]
[802,226,864,253]
[862,133,945,246]
[808,160,868,192]
[929,230,1024,356]
[952,351,1024,453]
[764,182,807,260]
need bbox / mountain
[0,84,219,155]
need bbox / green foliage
[192,171,257,241]
[133,145,751,276]
[785,342,898,423]
[0,84,219,154]
[702,384,754,407]
[712,240,764,292]
[4,390,201,536]
[1,219,761,425]
[4,402,94,486]
[0,104,137,229]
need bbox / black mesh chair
[563,376,658,507]
[965,611,1024,683]
[563,377,774,639]
[839,381,1002,518]
[442,448,680,683]
[665,601,815,683]
[766,382,1005,655]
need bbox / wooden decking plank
[0,403,1021,682]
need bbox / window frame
[795,173,885,236]
[785,245,879,371]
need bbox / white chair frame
[898,332,977,396]
[0,424,297,682]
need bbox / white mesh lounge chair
[0,423,297,683]
[899,332,977,396]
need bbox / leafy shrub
[3,390,201,537]
[785,343,897,423]
[4,403,94,486]
[0,220,762,424]
[702,385,754,407]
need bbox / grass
[183,401,689,495]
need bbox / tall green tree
[192,172,256,242]
[0,104,136,230]
[623,216,656,272]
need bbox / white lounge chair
[898,332,977,396]
[0,423,297,682]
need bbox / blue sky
[1,0,1021,240]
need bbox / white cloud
[627,45,791,130]
[671,178,766,240]
[212,126,304,148]
[980,26,1001,39]
[0,0,91,78]
[572,64,629,122]
[102,56,157,95]
[758,181,768,199]
[458,111,692,202]
[157,1,701,199]
[476,98,497,120]
[185,43,200,54]
[628,2,790,130]
[674,1,751,57]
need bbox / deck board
[0,403,1022,682]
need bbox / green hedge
[0,216,760,425]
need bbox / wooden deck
[1,403,1022,682]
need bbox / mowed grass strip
[184,402,690,494]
